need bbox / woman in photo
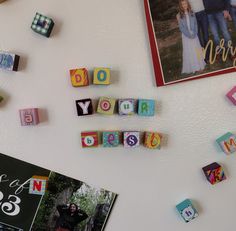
[177,0,206,74]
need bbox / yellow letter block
[70,68,89,87]
[144,132,162,149]
[93,68,110,85]
[97,97,116,115]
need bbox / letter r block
[76,99,93,116]
[216,132,236,154]
[93,68,110,85]
[19,108,39,126]
[70,68,89,87]
[138,99,155,116]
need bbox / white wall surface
[0,0,236,230]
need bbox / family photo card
[144,0,236,87]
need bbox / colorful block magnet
[31,12,54,37]
[202,162,226,185]
[176,199,198,223]
[103,131,120,147]
[0,51,20,71]
[144,132,162,149]
[70,68,89,87]
[123,132,140,148]
[97,97,116,115]
[29,175,48,195]
[226,86,236,105]
[93,68,110,85]
[118,99,135,115]
[19,108,39,126]
[76,99,93,116]
[138,99,155,116]
[216,132,236,154]
[81,132,99,148]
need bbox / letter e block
[123,131,140,148]
[93,68,110,85]
[138,99,155,116]
[144,132,162,149]
[76,99,93,116]
[97,97,116,115]
[226,86,236,105]
[81,131,99,148]
[70,68,89,87]
[29,175,48,195]
[216,132,236,154]
[102,131,120,147]
[19,108,39,126]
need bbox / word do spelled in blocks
[103,131,120,147]
[226,86,236,105]
[118,99,135,115]
[97,97,116,115]
[0,51,20,71]
[19,108,40,126]
[123,132,140,148]
[31,12,54,38]
[216,132,236,154]
[76,98,93,116]
[202,162,226,185]
[176,199,198,223]
[144,132,162,149]
[70,68,89,87]
[29,175,48,195]
[81,132,99,148]
[93,68,110,85]
[138,99,155,116]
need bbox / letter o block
[93,68,110,85]
[144,132,162,149]
[19,108,39,126]
[70,68,89,87]
[97,97,116,115]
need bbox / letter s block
[93,68,110,85]
[216,132,236,154]
[123,131,140,148]
[70,68,89,87]
[144,132,162,149]
[19,108,40,126]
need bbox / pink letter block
[226,86,236,105]
[19,108,40,126]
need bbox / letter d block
[138,99,155,116]
[76,99,93,116]
[19,108,39,126]
[29,175,48,195]
[216,132,236,154]
[70,68,89,87]
[176,199,198,223]
[144,132,162,149]
[123,131,140,148]
[93,68,110,85]
[81,131,99,148]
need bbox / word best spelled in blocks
[31,12,54,38]
[97,97,116,115]
[226,86,236,105]
[118,99,135,115]
[176,199,198,223]
[103,131,120,147]
[76,99,93,116]
[29,175,48,195]
[0,51,20,71]
[123,132,140,148]
[70,68,89,87]
[81,132,99,148]
[216,132,236,154]
[138,99,155,116]
[144,132,162,149]
[202,162,226,185]
[93,68,110,85]
[19,108,39,126]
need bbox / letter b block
[144,132,162,149]
[70,68,89,87]
[19,108,39,126]
[216,132,236,154]
[93,68,110,85]
[138,99,155,116]
[76,99,93,116]
[81,132,99,148]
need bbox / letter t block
[19,108,40,126]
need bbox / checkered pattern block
[31,12,54,37]
[29,176,48,195]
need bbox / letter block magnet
[216,132,236,154]
[93,68,110,85]
[97,97,116,115]
[29,175,48,195]
[81,131,99,148]
[70,68,89,87]
[19,108,40,126]
[202,162,226,185]
[138,99,155,116]
[226,86,236,105]
[76,99,93,116]
[102,131,120,147]
[0,51,20,71]
[144,132,162,149]
[118,99,135,115]
[176,199,198,223]
[123,131,140,148]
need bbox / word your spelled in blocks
[19,108,40,126]
[81,132,99,148]
[202,162,226,185]
[97,97,116,115]
[76,99,93,116]
[138,99,155,116]
[144,132,162,149]
[0,51,20,71]
[31,12,54,38]
[70,68,89,87]
[118,99,135,115]
[123,132,140,148]
[103,131,120,147]
[226,86,236,105]
[216,132,236,154]
[29,175,48,195]
[176,199,198,223]
[93,68,110,85]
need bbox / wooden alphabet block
[202,162,226,185]
[0,51,20,71]
[216,132,236,154]
[176,199,198,223]
[19,108,39,126]
[76,99,93,116]
[123,132,140,148]
[93,68,110,85]
[226,86,236,105]
[102,131,120,147]
[144,132,162,149]
[81,131,99,148]
[70,68,89,87]
[29,175,48,195]
[138,99,155,116]
[97,97,116,115]
[118,99,135,115]
[31,12,54,37]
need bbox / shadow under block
[76,99,93,116]
[202,162,226,185]
[93,68,110,85]
[31,12,54,37]
[176,199,198,223]
[19,108,39,126]
[97,97,116,115]
[123,131,140,148]
[144,132,162,149]
[102,131,120,147]
[81,132,99,148]
[216,132,236,154]
[0,52,20,71]
[118,99,135,115]
[29,175,48,195]
[70,68,89,87]
[138,99,155,116]
[226,86,236,105]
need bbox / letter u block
[138,99,155,116]
[93,68,110,85]
[29,175,48,195]
[19,108,39,126]
[144,132,162,149]
[70,68,89,87]
[216,132,236,154]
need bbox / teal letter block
[102,131,120,147]
[138,99,155,116]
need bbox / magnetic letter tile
[102,131,120,147]
[76,99,93,116]
[29,175,48,195]
[176,199,198,223]
[31,12,54,37]
[93,68,110,85]
[81,131,99,148]
[19,108,39,126]
[138,99,155,116]
[123,132,140,148]
[216,132,236,154]
[118,99,135,115]
[202,162,226,185]
[226,86,236,105]
[0,51,20,71]
[97,97,116,115]
[144,132,162,149]
[70,68,89,87]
